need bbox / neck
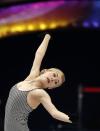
[29,79,44,89]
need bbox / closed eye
[53,73,58,77]
[53,73,56,77]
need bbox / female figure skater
[4,34,72,131]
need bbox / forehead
[48,69,58,73]
[47,69,61,77]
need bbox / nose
[50,77,56,81]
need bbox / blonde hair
[40,68,65,84]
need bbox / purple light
[82,21,90,28]
[0,1,66,25]
[92,21,99,28]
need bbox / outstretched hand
[66,115,72,123]
[44,34,51,40]
[67,119,72,123]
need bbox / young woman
[4,34,72,131]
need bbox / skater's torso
[4,83,35,131]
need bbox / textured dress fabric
[4,84,33,131]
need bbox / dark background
[0,27,100,130]
[0,0,100,130]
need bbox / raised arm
[30,89,72,123]
[25,34,51,80]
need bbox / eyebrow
[48,69,58,77]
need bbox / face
[39,70,62,89]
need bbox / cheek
[51,81,58,87]
[48,81,55,88]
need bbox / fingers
[67,119,72,123]
[66,115,72,123]
[66,115,69,119]
[44,34,51,41]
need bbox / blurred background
[0,0,100,131]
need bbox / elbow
[36,50,44,56]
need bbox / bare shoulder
[29,89,49,98]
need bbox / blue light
[92,21,99,28]
[81,1,100,27]
[93,1,100,8]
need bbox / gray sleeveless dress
[4,84,33,131]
